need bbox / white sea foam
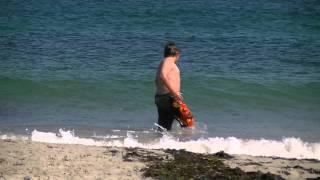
[31,129,107,146]
[92,135,124,139]
[3,129,318,160]
[1,134,28,140]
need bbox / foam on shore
[3,129,318,160]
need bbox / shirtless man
[155,42,183,130]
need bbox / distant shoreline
[0,139,319,179]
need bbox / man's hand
[173,92,183,101]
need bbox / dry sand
[0,139,319,179]
[0,139,147,180]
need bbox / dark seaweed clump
[139,149,284,180]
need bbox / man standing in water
[155,42,184,130]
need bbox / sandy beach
[0,139,319,180]
[0,139,147,180]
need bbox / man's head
[164,41,180,60]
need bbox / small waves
[3,129,318,160]
[1,75,319,108]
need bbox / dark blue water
[1,0,320,142]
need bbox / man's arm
[159,61,182,100]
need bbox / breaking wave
[18,129,319,160]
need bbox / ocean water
[1,0,320,159]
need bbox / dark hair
[164,41,180,57]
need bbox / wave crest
[25,129,320,160]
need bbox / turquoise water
[1,0,320,142]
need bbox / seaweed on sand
[134,149,284,180]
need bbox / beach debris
[143,149,284,180]
[62,155,69,161]
[0,173,5,180]
[13,161,24,166]
[123,148,170,163]
[103,147,119,156]
[292,166,320,175]
[0,158,5,163]
[304,159,320,163]
[110,149,118,156]
[278,170,291,176]
[242,162,263,166]
[123,149,140,162]
[213,151,233,159]
[3,139,13,143]
[23,176,31,180]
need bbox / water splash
[22,129,320,160]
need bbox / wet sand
[0,139,319,179]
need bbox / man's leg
[155,94,175,131]
[157,107,174,130]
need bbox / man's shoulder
[162,59,173,67]
[164,58,177,65]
